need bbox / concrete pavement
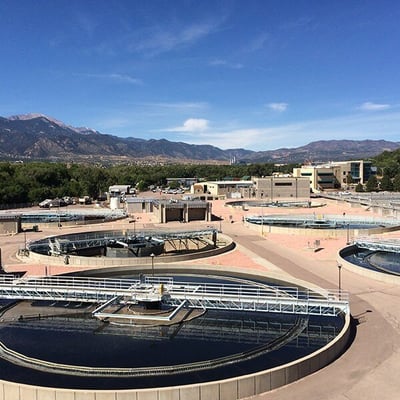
[1,199,400,399]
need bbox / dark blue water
[344,249,400,275]
[0,275,345,390]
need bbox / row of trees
[0,161,297,205]
[371,148,400,191]
[1,148,399,205]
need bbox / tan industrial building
[152,199,212,223]
[192,177,310,200]
[0,214,21,234]
[125,197,211,223]
[192,181,254,199]
[293,160,375,192]
[253,176,310,200]
[125,198,154,214]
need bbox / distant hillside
[243,139,400,163]
[1,114,399,163]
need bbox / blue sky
[1,0,399,151]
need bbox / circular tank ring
[0,265,352,399]
[338,245,400,285]
[21,229,235,267]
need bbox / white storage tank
[110,196,121,210]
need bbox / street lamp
[346,223,350,245]
[261,205,264,236]
[58,203,62,228]
[337,263,342,300]
[150,253,155,278]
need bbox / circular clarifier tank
[341,242,400,276]
[245,214,395,230]
[0,272,346,390]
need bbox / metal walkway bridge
[0,275,349,318]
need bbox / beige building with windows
[293,160,375,192]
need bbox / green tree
[345,173,354,185]
[355,183,364,192]
[373,149,400,178]
[0,160,291,205]
[393,174,400,192]
[380,174,394,191]
[168,180,181,189]
[365,175,379,192]
[0,184,28,204]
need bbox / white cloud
[185,128,269,149]
[107,74,142,84]
[129,20,222,56]
[267,102,288,112]
[280,17,315,31]
[358,102,391,111]
[93,107,400,151]
[78,73,142,85]
[167,118,210,132]
[209,59,244,69]
[172,110,400,150]
[247,33,269,52]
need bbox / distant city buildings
[188,160,376,199]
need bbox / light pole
[346,223,350,245]
[337,263,342,300]
[58,204,61,228]
[261,205,264,236]
[219,216,222,232]
[150,253,155,278]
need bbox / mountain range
[0,114,399,164]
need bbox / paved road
[221,219,400,400]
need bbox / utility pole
[150,253,155,278]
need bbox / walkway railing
[0,275,349,317]
[354,237,400,253]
